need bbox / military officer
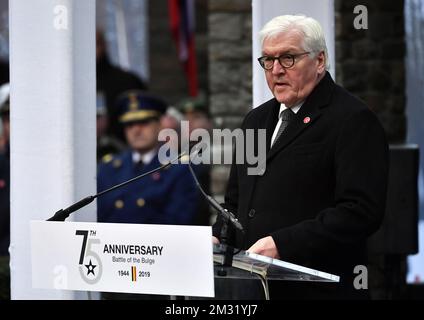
[97,91,199,225]
[177,96,213,226]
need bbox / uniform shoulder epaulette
[102,154,114,164]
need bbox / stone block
[380,40,406,60]
[210,92,252,116]
[352,39,379,60]
[209,61,252,94]
[209,13,243,41]
[209,41,252,61]
[208,0,252,13]
[213,116,244,130]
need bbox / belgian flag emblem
[131,266,137,282]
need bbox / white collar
[132,149,157,165]
[278,102,303,117]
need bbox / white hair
[259,15,330,70]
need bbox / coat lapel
[243,73,335,208]
[264,99,281,153]
[266,72,335,162]
[266,102,322,161]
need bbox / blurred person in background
[0,60,8,86]
[96,91,126,162]
[160,106,184,155]
[0,83,10,300]
[178,96,213,226]
[178,95,213,135]
[96,29,147,142]
[0,83,10,252]
[97,90,199,226]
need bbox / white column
[252,0,335,107]
[9,0,96,299]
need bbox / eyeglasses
[257,52,311,70]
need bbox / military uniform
[97,150,198,224]
[97,90,199,225]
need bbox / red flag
[169,0,198,96]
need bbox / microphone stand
[186,160,244,275]
[47,152,186,221]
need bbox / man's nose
[272,59,285,75]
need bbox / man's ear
[316,51,326,73]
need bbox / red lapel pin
[303,117,311,124]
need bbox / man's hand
[212,236,220,245]
[247,236,280,259]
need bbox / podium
[213,244,340,300]
[30,221,340,300]
[30,221,215,298]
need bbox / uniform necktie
[271,108,295,148]
[134,159,144,171]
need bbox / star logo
[85,259,97,276]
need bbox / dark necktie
[134,159,144,171]
[271,108,295,148]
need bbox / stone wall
[208,0,253,198]
[335,0,406,143]
[208,0,253,130]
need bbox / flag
[131,266,137,282]
[169,0,198,97]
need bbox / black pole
[47,153,184,221]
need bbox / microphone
[47,151,187,221]
[186,142,244,233]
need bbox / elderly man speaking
[212,15,389,299]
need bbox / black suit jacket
[213,72,389,298]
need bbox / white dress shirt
[132,149,156,166]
